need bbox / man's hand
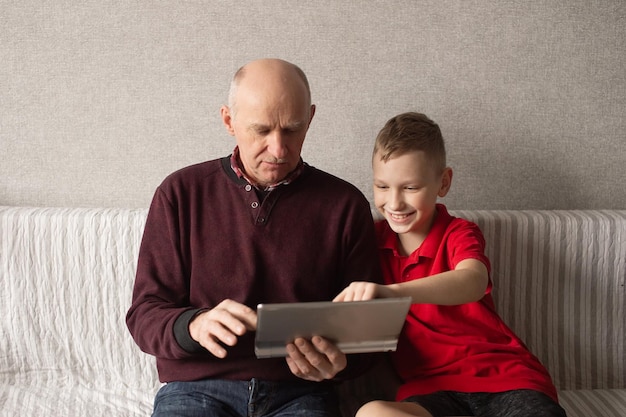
[188,299,257,358]
[285,336,347,381]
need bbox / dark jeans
[152,378,339,417]
[404,389,567,417]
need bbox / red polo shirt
[376,204,558,402]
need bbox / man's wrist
[174,308,207,353]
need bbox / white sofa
[1,206,624,416]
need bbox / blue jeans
[152,378,339,417]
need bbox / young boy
[335,112,567,417]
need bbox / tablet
[254,297,411,358]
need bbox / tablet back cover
[255,297,411,358]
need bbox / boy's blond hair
[373,112,447,174]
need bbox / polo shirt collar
[379,204,453,261]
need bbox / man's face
[222,71,314,187]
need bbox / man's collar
[229,146,304,192]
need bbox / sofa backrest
[0,206,159,409]
[1,206,624,398]
[452,210,625,391]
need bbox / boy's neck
[395,209,438,256]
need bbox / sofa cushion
[1,207,624,416]
[559,389,626,416]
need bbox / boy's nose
[387,190,404,210]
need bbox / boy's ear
[438,167,453,197]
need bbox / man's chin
[257,175,285,188]
[259,169,291,185]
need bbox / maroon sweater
[126,157,382,383]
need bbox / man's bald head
[227,59,312,119]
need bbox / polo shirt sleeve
[446,219,492,275]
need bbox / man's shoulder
[160,158,225,187]
[374,220,394,247]
[302,164,363,195]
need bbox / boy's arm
[335,259,488,305]
[386,259,488,305]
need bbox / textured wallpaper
[1,1,624,209]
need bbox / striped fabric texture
[1,207,625,416]
[452,210,625,391]
[451,210,626,417]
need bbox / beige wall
[1,1,624,209]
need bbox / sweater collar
[229,146,304,192]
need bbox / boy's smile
[373,150,452,254]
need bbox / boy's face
[373,150,451,245]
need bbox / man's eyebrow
[283,121,306,130]
[249,123,269,131]
[249,121,306,131]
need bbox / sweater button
[245,184,252,192]
[251,201,259,209]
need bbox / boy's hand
[333,281,389,302]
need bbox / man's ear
[438,167,453,197]
[220,105,236,136]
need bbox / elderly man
[126,58,382,417]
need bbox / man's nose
[266,131,288,160]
